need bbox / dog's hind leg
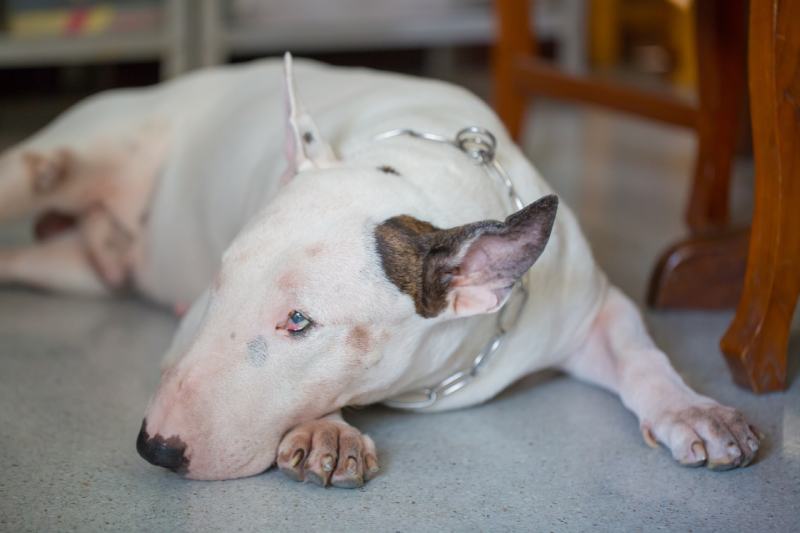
[1,116,168,226]
[1,121,169,293]
[560,286,760,470]
[0,146,78,223]
[0,231,108,295]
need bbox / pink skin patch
[277,271,299,291]
[173,302,189,317]
[305,243,325,257]
[346,325,372,353]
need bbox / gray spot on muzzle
[246,335,269,367]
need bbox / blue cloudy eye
[288,311,312,334]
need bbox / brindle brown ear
[375,194,558,318]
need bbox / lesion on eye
[276,310,314,337]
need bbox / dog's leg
[560,286,760,469]
[0,147,107,295]
[0,146,78,223]
[276,411,380,488]
[0,232,108,295]
[1,119,168,226]
[78,205,135,289]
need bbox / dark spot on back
[377,165,400,175]
[302,131,314,144]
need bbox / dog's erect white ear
[282,53,338,176]
[375,195,559,318]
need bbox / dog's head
[137,55,558,480]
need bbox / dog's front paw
[276,417,379,488]
[641,402,761,470]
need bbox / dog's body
[0,58,759,485]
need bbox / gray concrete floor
[1,95,798,532]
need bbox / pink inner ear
[457,242,491,282]
[452,286,500,316]
[458,235,519,287]
[447,233,533,316]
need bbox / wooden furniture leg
[493,0,698,139]
[648,0,748,309]
[720,0,800,393]
[646,229,748,309]
[589,0,620,71]
[493,0,535,140]
[686,0,747,232]
[668,1,697,89]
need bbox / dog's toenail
[747,438,758,451]
[322,454,335,472]
[691,441,706,460]
[641,425,658,448]
[366,455,379,473]
[290,449,304,468]
[346,457,358,473]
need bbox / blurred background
[0,0,700,139]
[0,0,748,304]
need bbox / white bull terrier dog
[0,55,760,487]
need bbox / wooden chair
[493,0,744,231]
[720,0,800,393]
[492,0,798,392]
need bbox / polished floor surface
[1,95,798,532]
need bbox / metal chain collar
[374,126,529,410]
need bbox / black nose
[136,420,189,473]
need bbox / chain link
[375,126,530,410]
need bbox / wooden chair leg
[686,0,747,232]
[492,0,536,140]
[589,0,621,71]
[647,229,748,309]
[720,0,800,393]
[648,0,747,309]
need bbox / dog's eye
[286,310,312,335]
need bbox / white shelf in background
[198,0,585,73]
[0,32,166,66]
[0,0,190,78]
[226,10,496,54]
